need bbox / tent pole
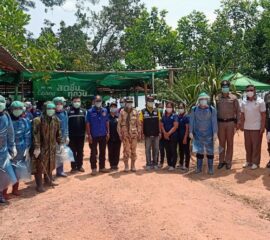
[169,70,174,87]
[20,72,24,101]
[144,82,148,102]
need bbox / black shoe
[78,167,85,173]
[70,168,78,174]
[226,163,232,170]
[217,162,226,169]
[266,161,270,168]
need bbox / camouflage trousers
[122,137,138,163]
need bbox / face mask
[120,103,125,108]
[200,99,208,106]
[222,87,230,93]
[0,103,6,112]
[126,103,133,109]
[110,108,118,113]
[56,105,63,111]
[73,102,81,109]
[246,91,254,98]
[147,102,154,108]
[95,101,102,108]
[166,108,173,113]
[179,109,185,114]
[13,109,23,117]
[46,109,55,117]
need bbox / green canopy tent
[0,70,169,100]
[222,73,270,91]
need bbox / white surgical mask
[179,109,185,114]
[166,108,173,113]
[95,102,102,108]
[199,99,208,106]
[246,91,254,98]
[73,102,81,109]
[0,103,6,112]
[147,102,154,108]
[56,105,63,111]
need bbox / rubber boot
[44,173,58,187]
[124,161,129,172]
[195,159,203,174]
[2,188,10,200]
[131,160,136,172]
[0,191,6,204]
[208,159,214,175]
[35,174,45,193]
[12,182,20,196]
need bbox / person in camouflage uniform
[117,97,141,172]
[31,102,63,192]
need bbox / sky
[27,0,222,37]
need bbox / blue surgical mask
[13,109,23,117]
[46,109,55,117]
[222,87,230,93]
[199,99,208,106]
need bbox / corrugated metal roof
[0,46,30,72]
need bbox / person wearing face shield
[189,92,218,175]
[0,95,17,204]
[216,80,240,170]
[117,97,141,172]
[31,102,63,192]
[140,96,161,170]
[107,102,121,170]
[161,102,179,171]
[68,96,86,173]
[2,101,32,198]
[86,95,110,176]
[53,97,69,178]
[240,85,266,170]
[177,102,190,171]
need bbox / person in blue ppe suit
[4,101,31,197]
[0,95,17,204]
[189,92,218,175]
[53,97,69,177]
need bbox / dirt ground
[1,132,270,240]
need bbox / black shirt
[108,114,120,142]
[68,107,86,137]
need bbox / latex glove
[34,148,41,158]
[65,137,70,145]
[267,132,270,142]
[11,147,17,159]
[189,133,194,140]
[59,144,65,154]
[213,133,218,141]
[24,147,30,157]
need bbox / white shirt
[241,97,266,130]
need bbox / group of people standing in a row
[1,79,270,204]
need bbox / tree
[57,21,95,71]
[124,7,181,70]
[90,0,144,70]
[177,11,210,71]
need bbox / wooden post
[169,69,174,88]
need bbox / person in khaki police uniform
[117,97,141,172]
[216,80,240,170]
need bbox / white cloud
[62,0,77,12]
